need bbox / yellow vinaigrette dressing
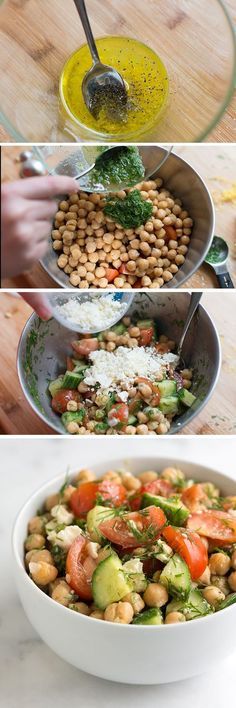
[60,37,169,138]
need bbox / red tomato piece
[187,510,236,543]
[99,506,166,548]
[72,338,98,358]
[106,268,119,282]
[181,484,209,512]
[139,328,154,347]
[133,278,142,288]
[119,264,129,275]
[69,482,99,516]
[108,403,129,427]
[51,390,80,414]
[66,536,92,601]
[98,480,127,507]
[164,225,177,241]
[143,479,174,497]
[162,525,208,581]
[66,357,74,371]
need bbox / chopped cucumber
[95,409,106,421]
[217,593,236,611]
[136,319,154,330]
[141,493,189,526]
[92,553,132,609]
[128,414,137,425]
[132,608,163,625]
[72,361,89,374]
[61,410,85,428]
[129,573,148,593]
[110,323,126,335]
[94,422,109,433]
[61,371,84,389]
[159,396,179,415]
[105,392,117,413]
[178,388,196,408]
[166,589,212,620]
[160,553,191,600]
[86,505,114,543]
[48,375,64,397]
[158,380,177,397]
[143,407,160,420]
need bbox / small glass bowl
[47,292,134,333]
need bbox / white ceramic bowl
[12,455,236,685]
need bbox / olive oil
[60,36,169,138]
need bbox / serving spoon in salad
[176,292,202,368]
[73,0,128,121]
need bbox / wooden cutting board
[0,291,235,435]
[0,0,235,143]
[2,144,236,290]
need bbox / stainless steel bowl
[40,148,215,289]
[17,292,221,435]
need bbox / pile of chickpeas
[24,467,236,625]
[51,179,193,289]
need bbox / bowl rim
[40,149,216,289]
[16,298,221,435]
[12,455,236,631]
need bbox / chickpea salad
[52,177,193,290]
[24,466,236,625]
[48,315,197,435]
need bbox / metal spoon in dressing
[73,0,128,121]
[176,292,202,368]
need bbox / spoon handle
[216,272,234,289]
[177,292,202,356]
[73,0,100,64]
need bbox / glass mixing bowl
[1,0,235,142]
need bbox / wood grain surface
[1,144,236,290]
[0,0,235,143]
[0,290,235,436]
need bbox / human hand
[1,175,78,278]
[21,293,53,320]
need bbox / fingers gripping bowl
[12,456,236,684]
[17,293,221,435]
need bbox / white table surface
[1,436,236,708]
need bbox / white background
[0,436,236,707]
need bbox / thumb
[21,293,52,320]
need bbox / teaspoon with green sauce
[205,236,234,289]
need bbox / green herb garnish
[104,189,153,228]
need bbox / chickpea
[25,534,45,551]
[152,570,161,582]
[58,254,68,269]
[29,561,58,586]
[163,270,173,282]
[197,566,211,586]
[157,422,169,434]
[211,576,230,595]
[104,601,134,624]
[90,610,104,620]
[67,421,80,434]
[143,583,168,608]
[175,254,185,265]
[124,425,136,435]
[25,549,53,568]
[202,586,225,606]
[123,592,145,614]
[209,553,231,576]
[121,474,141,492]
[67,400,78,412]
[61,484,77,503]
[138,471,158,484]
[45,493,60,511]
[231,550,236,569]
[75,468,96,484]
[51,580,73,607]
[161,467,184,485]
[69,602,90,615]
[136,424,149,435]
[228,571,236,591]
[28,515,46,535]
[165,612,186,624]
[138,383,153,399]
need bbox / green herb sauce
[104,189,153,228]
[91,146,145,187]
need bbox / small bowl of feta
[17,292,221,435]
[47,292,134,333]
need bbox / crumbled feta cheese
[47,525,82,549]
[84,345,179,392]
[51,504,74,525]
[55,294,127,331]
[86,541,100,558]
[123,558,143,575]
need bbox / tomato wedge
[144,479,174,497]
[69,480,127,516]
[106,268,119,282]
[139,328,154,347]
[108,403,129,427]
[162,526,208,580]
[181,484,210,512]
[72,338,98,358]
[187,510,236,543]
[66,536,92,601]
[99,506,166,548]
[51,390,80,414]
